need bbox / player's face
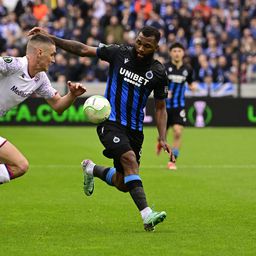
[134,33,158,60]
[38,44,56,72]
[170,47,184,63]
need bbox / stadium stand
[1,0,255,97]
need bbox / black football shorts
[97,120,144,173]
[167,107,187,127]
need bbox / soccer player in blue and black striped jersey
[157,42,196,170]
[29,26,174,231]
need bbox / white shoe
[81,159,95,196]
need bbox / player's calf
[0,160,29,184]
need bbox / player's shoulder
[98,43,123,52]
[0,56,26,74]
[119,44,131,51]
[152,59,167,76]
[97,43,126,59]
[164,61,174,70]
[183,63,193,72]
[36,71,50,84]
[1,56,24,67]
[115,44,133,55]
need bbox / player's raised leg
[0,137,29,184]
[121,151,167,231]
[81,159,129,195]
[81,154,166,231]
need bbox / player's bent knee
[18,159,29,175]
[120,151,137,165]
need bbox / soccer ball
[83,95,111,124]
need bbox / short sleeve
[34,72,57,98]
[153,68,168,100]
[0,57,22,77]
[96,44,120,63]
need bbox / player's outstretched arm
[46,81,86,114]
[28,27,97,57]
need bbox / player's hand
[156,141,163,155]
[67,81,86,97]
[157,139,176,162]
[27,27,50,37]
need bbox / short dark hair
[139,26,161,43]
[29,34,55,45]
[169,42,185,51]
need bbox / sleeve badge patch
[3,56,13,63]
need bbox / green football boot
[143,211,167,231]
[81,160,95,196]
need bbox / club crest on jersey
[119,67,149,87]
[3,56,13,63]
[145,71,153,80]
[183,70,188,77]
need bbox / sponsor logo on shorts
[180,109,187,122]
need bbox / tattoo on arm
[52,37,89,56]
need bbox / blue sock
[172,148,179,159]
[104,167,116,186]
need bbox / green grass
[1,127,256,256]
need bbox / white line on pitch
[30,164,256,169]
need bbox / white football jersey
[0,56,57,117]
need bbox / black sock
[93,165,108,180]
[126,180,148,211]
[93,165,116,186]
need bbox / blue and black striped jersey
[165,62,194,109]
[97,44,168,131]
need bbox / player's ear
[37,48,43,56]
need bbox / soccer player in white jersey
[0,34,86,185]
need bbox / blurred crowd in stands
[0,0,255,96]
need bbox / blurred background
[1,0,255,96]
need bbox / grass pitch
[1,127,256,256]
